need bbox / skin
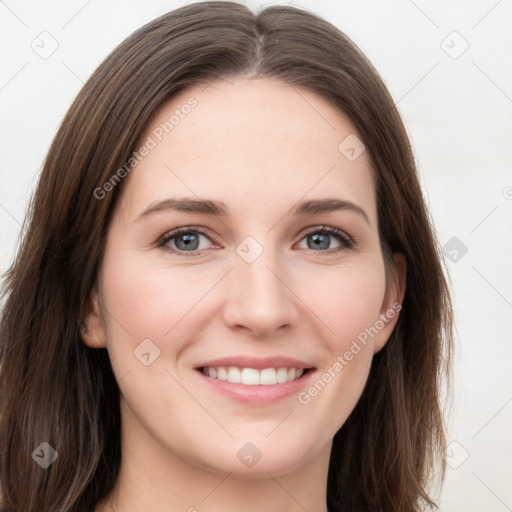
[83,76,406,512]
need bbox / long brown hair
[0,2,452,511]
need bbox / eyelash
[156,225,354,257]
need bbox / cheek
[101,241,211,330]
[303,261,387,350]
[293,264,386,432]
[98,247,230,375]
[98,250,189,363]
[98,255,211,431]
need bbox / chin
[182,434,322,478]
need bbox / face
[84,77,404,478]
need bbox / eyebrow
[135,197,370,225]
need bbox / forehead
[120,77,376,224]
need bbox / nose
[220,246,301,338]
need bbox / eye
[296,226,353,254]
[157,225,354,257]
[157,227,217,256]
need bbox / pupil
[176,233,199,251]
[309,233,329,250]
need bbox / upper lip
[195,356,314,370]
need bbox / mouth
[194,356,315,403]
[198,366,311,385]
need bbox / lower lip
[196,369,315,404]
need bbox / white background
[1,0,511,510]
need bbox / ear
[80,284,108,349]
[374,252,406,353]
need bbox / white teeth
[202,366,307,385]
[241,368,259,385]
[227,366,241,383]
[260,368,277,385]
[276,367,288,383]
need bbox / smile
[200,366,306,385]
[195,356,315,403]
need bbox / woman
[0,2,452,511]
